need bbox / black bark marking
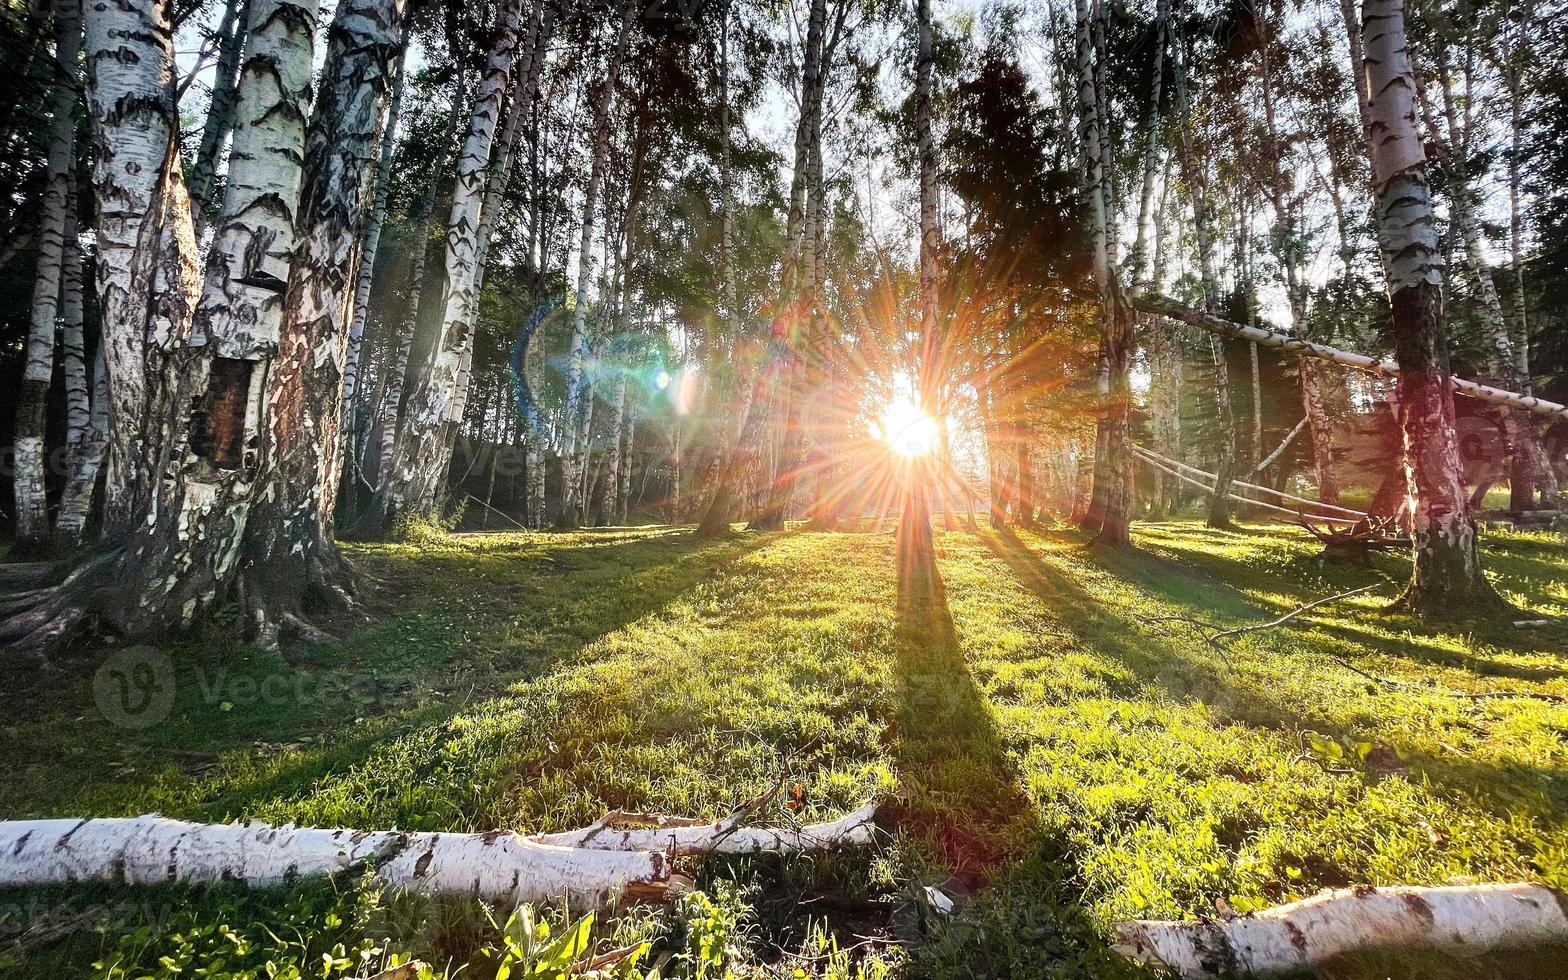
[413,848,433,878]
[11,831,31,856]
[1399,891,1435,926]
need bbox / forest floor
[2,519,1567,978]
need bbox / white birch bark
[82,0,202,541]
[339,34,408,459]
[1114,883,1568,978]
[0,816,677,910]
[265,0,406,566]
[55,347,107,549]
[382,0,525,526]
[14,0,82,551]
[1128,0,1168,289]
[108,0,320,635]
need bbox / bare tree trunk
[339,34,408,488]
[1360,0,1503,614]
[896,0,939,557]
[246,0,406,637]
[751,0,828,532]
[616,383,634,524]
[13,0,81,554]
[1129,0,1168,289]
[1430,45,1556,508]
[187,0,247,238]
[1171,20,1237,528]
[1074,0,1134,547]
[560,0,638,529]
[381,0,524,530]
[375,180,437,492]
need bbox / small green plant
[479,904,650,980]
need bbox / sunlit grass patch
[2,520,1565,977]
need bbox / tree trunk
[186,0,247,238]
[1128,0,1168,289]
[13,0,81,554]
[560,0,638,529]
[751,0,827,532]
[381,0,524,530]
[1360,0,1503,615]
[339,34,409,493]
[899,0,938,557]
[1074,0,1134,547]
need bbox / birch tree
[1359,0,1505,613]
[12,0,80,555]
[559,0,639,529]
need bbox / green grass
[2,520,1566,977]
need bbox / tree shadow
[889,524,1148,977]
[0,528,783,823]
[972,523,1568,837]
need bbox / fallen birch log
[531,800,879,855]
[1113,883,1568,978]
[0,802,880,909]
[0,816,681,908]
[1132,293,1568,423]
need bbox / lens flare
[880,397,939,457]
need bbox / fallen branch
[531,800,879,856]
[1208,583,1383,644]
[1113,883,1568,978]
[1250,417,1308,477]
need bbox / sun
[880,396,940,457]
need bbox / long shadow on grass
[15,529,783,824]
[890,529,1145,977]
[1132,524,1568,685]
[975,524,1568,837]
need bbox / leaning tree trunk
[1360,0,1503,615]
[13,0,81,555]
[559,0,638,529]
[425,3,558,494]
[186,0,247,238]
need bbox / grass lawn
[2,520,1566,978]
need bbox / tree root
[0,800,880,910]
[1113,883,1568,978]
